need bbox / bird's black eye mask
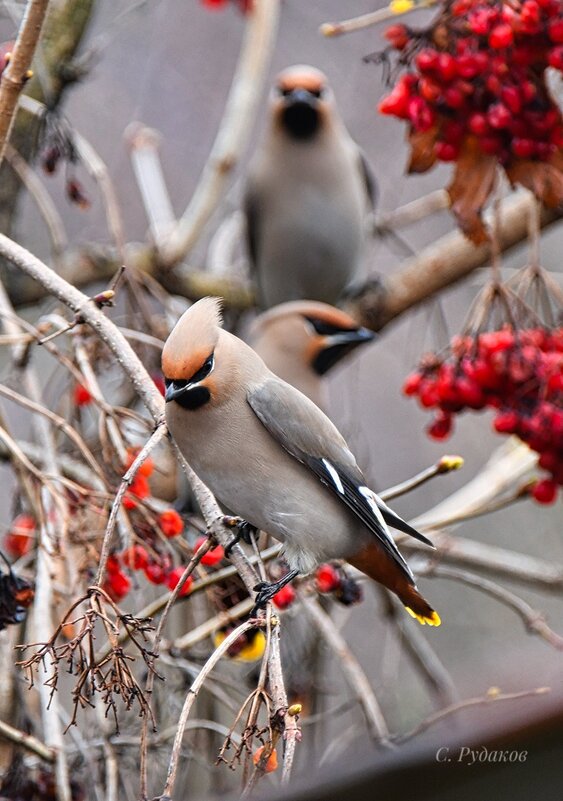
[304,317,358,337]
[164,353,214,409]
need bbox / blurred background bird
[249,300,375,409]
[244,64,375,309]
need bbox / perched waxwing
[244,65,375,309]
[249,300,375,408]
[163,298,440,626]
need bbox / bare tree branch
[0,0,50,165]
[347,192,562,331]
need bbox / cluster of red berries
[102,534,225,602]
[380,0,562,166]
[3,513,36,559]
[403,326,563,503]
[272,562,363,610]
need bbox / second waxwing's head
[250,301,375,377]
[162,297,224,411]
[270,65,336,142]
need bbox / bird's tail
[347,543,441,627]
[400,583,441,627]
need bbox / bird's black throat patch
[174,385,210,410]
[282,102,320,140]
[312,343,359,376]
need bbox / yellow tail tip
[405,607,441,627]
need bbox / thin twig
[425,565,563,650]
[374,190,449,234]
[320,0,438,37]
[5,143,67,255]
[138,536,212,799]
[301,595,392,745]
[395,686,550,743]
[95,423,167,585]
[74,129,125,257]
[161,619,259,799]
[0,718,55,762]
[380,455,464,502]
[380,590,458,708]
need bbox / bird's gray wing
[358,149,378,211]
[243,184,259,271]
[248,379,430,580]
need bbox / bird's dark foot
[222,516,258,558]
[250,569,299,617]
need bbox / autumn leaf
[407,126,438,174]
[447,137,497,244]
[506,153,563,210]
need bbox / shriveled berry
[335,578,363,606]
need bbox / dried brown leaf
[447,137,497,244]
[506,155,563,209]
[407,126,438,174]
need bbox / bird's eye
[304,317,356,336]
[188,353,215,384]
[164,377,187,389]
[309,88,323,99]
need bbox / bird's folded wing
[358,149,378,211]
[243,187,259,273]
[247,378,415,583]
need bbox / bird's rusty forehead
[162,345,209,381]
[309,305,359,329]
[276,68,326,94]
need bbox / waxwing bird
[244,65,375,309]
[163,298,440,626]
[249,300,375,409]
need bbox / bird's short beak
[165,381,190,403]
[327,327,376,348]
[348,328,375,344]
[312,328,376,376]
[286,88,317,107]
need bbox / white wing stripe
[322,459,345,494]
[359,486,394,544]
